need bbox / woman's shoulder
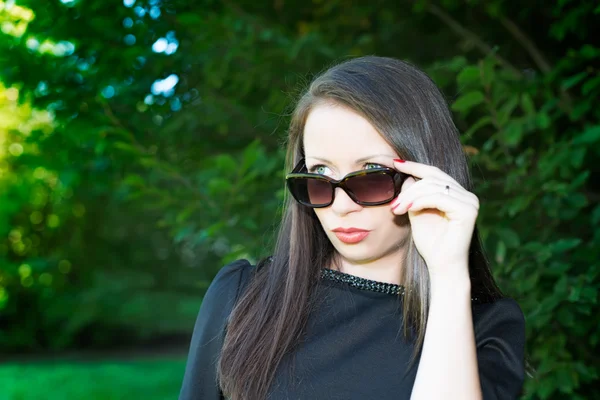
[472,296,524,321]
[472,297,527,397]
[210,259,253,288]
[203,259,255,304]
[179,259,256,400]
[204,256,273,301]
[472,296,526,342]
[193,259,256,328]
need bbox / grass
[0,357,187,400]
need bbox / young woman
[179,56,526,400]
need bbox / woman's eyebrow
[306,155,396,164]
[354,155,397,163]
[304,156,331,163]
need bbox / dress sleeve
[473,297,526,400]
[178,259,252,400]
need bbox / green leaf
[241,218,259,231]
[571,101,591,120]
[207,177,232,195]
[538,378,556,399]
[562,71,589,90]
[581,76,600,95]
[463,116,492,138]
[497,227,521,248]
[502,121,524,146]
[570,170,590,188]
[112,141,141,154]
[566,192,587,209]
[549,261,571,277]
[521,93,536,115]
[241,139,262,173]
[551,238,582,253]
[536,113,551,129]
[495,240,506,264]
[572,125,600,145]
[557,306,575,328]
[215,154,237,173]
[451,91,484,112]
[485,2,501,17]
[174,225,194,243]
[176,206,196,224]
[480,56,495,87]
[138,156,159,168]
[568,284,581,302]
[123,174,146,187]
[555,366,576,393]
[569,147,586,168]
[457,66,481,87]
[579,44,600,58]
[497,96,520,125]
[94,141,107,155]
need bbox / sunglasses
[285,159,408,208]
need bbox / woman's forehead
[303,104,396,163]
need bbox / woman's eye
[365,163,384,170]
[311,165,332,175]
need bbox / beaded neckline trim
[321,268,405,295]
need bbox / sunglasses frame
[285,159,407,208]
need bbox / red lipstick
[331,227,370,244]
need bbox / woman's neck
[332,246,407,285]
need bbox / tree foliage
[0,0,598,398]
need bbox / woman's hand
[390,159,479,282]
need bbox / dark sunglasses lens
[288,178,333,206]
[345,173,396,203]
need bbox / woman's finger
[404,192,479,220]
[391,178,479,212]
[393,159,460,186]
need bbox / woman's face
[303,102,411,265]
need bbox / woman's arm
[391,160,524,399]
[410,269,482,400]
[411,273,526,399]
[391,159,483,398]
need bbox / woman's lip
[333,231,370,244]
[332,228,369,233]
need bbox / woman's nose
[330,187,362,215]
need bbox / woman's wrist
[428,263,471,301]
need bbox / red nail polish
[393,159,405,163]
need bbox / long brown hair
[218,56,503,399]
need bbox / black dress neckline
[321,268,405,296]
[320,268,489,303]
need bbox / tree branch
[498,17,552,74]
[426,4,522,77]
[498,16,573,113]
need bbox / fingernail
[391,199,401,208]
[393,159,405,163]
[407,202,413,210]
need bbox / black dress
[179,259,526,400]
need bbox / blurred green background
[0,0,598,399]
